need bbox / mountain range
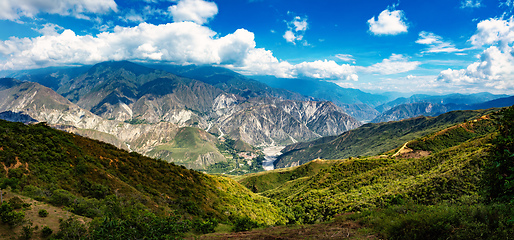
[0,77,513,238]
[0,61,361,171]
[251,76,513,123]
[275,108,496,168]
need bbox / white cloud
[416,31,464,53]
[469,17,514,47]
[231,50,358,80]
[169,0,218,25]
[283,30,296,43]
[360,54,420,75]
[122,9,145,23]
[367,8,408,35]
[293,16,308,31]
[437,17,514,93]
[0,21,358,81]
[283,15,308,45]
[295,60,358,80]
[0,22,253,69]
[500,0,514,11]
[0,0,117,20]
[461,0,482,8]
[33,23,64,36]
[335,54,355,63]
[438,46,514,87]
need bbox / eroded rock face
[214,100,361,147]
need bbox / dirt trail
[392,142,410,157]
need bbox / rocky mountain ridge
[0,61,361,170]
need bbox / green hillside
[146,127,226,170]
[1,106,513,239]
[276,109,497,168]
[237,107,514,239]
[0,120,286,238]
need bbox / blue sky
[1,0,513,94]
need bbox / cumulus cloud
[231,51,357,80]
[416,31,464,53]
[0,22,254,69]
[0,21,358,81]
[283,15,308,45]
[360,54,420,75]
[33,23,64,36]
[0,0,117,20]
[469,18,514,47]
[461,0,482,8]
[169,0,218,25]
[295,60,358,80]
[367,7,408,35]
[437,17,514,92]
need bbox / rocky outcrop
[215,100,361,147]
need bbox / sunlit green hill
[276,109,497,168]
[0,119,286,237]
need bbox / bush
[39,209,49,217]
[232,216,259,232]
[41,226,53,238]
[20,225,33,240]
[2,211,25,228]
[349,202,514,240]
[193,218,218,234]
[55,217,88,240]
[50,189,75,207]
[8,196,24,209]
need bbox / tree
[0,202,25,228]
[487,106,514,202]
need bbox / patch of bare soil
[191,219,377,240]
[398,149,431,159]
[0,191,91,240]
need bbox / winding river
[262,146,285,171]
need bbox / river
[262,146,285,171]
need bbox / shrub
[39,209,49,217]
[349,202,514,240]
[8,196,24,209]
[41,226,53,238]
[50,189,75,207]
[0,202,25,228]
[232,216,259,232]
[2,211,25,228]
[55,217,88,240]
[193,218,218,234]
[20,225,33,240]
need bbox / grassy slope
[0,192,91,240]
[146,127,226,170]
[0,120,286,225]
[276,109,496,168]
[240,114,499,224]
